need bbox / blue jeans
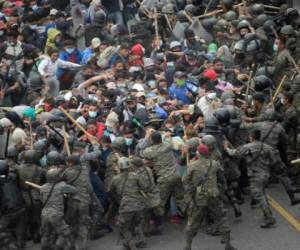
[109,11,124,25]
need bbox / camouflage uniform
[268,48,293,85]
[16,161,46,241]
[226,141,276,227]
[110,170,148,249]
[63,163,97,250]
[104,152,124,190]
[142,141,185,215]
[40,180,77,250]
[182,156,232,250]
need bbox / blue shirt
[168,83,192,104]
[81,47,93,65]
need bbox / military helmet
[222,0,234,9]
[201,135,217,150]
[254,75,272,91]
[237,20,250,30]
[216,19,228,30]
[203,116,219,133]
[130,156,144,167]
[162,3,176,14]
[256,66,267,76]
[176,0,186,10]
[177,10,189,23]
[33,140,48,153]
[184,4,197,15]
[23,150,39,164]
[280,25,295,36]
[112,137,127,152]
[214,108,230,125]
[46,168,61,183]
[6,146,18,159]
[225,10,237,22]
[234,40,245,51]
[263,20,276,32]
[29,75,43,90]
[0,160,8,175]
[202,17,217,30]
[250,3,264,16]
[47,151,63,166]
[118,157,130,170]
[264,109,278,121]
[255,14,268,26]
[185,138,200,153]
[94,11,106,24]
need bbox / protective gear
[255,14,268,27]
[264,109,278,121]
[129,156,144,167]
[6,146,18,159]
[46,168,61,183]
[125,138,133,146]
[118,157,130,170]
[23,150,39,164]
[224,11,237,22]
[293,74,300,85]
[216,19,228,30]
[162,3,176,14]
[0,160,9,175]
[29,75,43,90]
[234,40,245,51]
[202,17,217,30]
[254,75,272,91]
[203,117,219,133]
[112,137,127,153]
[201,135,217,150]
[177,10,189,23]
[214,108,230,125]
[184,4,197,16]
[237,20,250,30]
[186,138,200,154]
[222,0,234,9]
[93,11,106,25]
[89,111,97,118]
[47,151,63,166]
[250,4,264,16]
[33,140,48,154]
[280,25,295,36]
[66,48,75,54]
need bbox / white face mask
[66,48,75,54]
[0,30,4,36]
[273,44,278,53]
[30,24,37,30]
[89,111,97,118]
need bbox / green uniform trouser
[156,173,185,215]
[118,211,144,248]
[250,174,274,221]
[41,213,72,250]
[185,197,230,246]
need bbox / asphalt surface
[28,183,300,250]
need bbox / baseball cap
[91,37,101,49]
[49,9,58,16]
[170,41,181,49]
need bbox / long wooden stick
[183,10,193,23]
[164,14,173,31]
[197,3,243,18]
[204,0,213,14]
[272,75,288,103]
[263,5,280,10]
[62,125,71,156]
[25,181,41,189]
[59,106,99,145]
[291,159,300,165]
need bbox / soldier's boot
[183,233,193,250]
[287,191,300,206]
[260,217,276,229]
[221,232,237,250]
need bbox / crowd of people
[0,0,299,250]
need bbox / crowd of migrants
[0,0,300,250]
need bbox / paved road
[28,183,300,250]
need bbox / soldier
[40,168,77,250]
[63,154,100,250]
[16,149,46,243]
[141,131,185,217]
[130,156,161,237]
[0,160,26,250]
[109,157,148,250]
[33,139,49,168]
[47,151,65,170]
[6,146,19,172]
[182,143,236,250]
[105,137,127,190]
[291,74,300,111]
[224,130,276,228]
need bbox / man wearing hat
[81,37,101,65]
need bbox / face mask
[66,48,75,54]
[88,129,97,135]
[125,138,133,146]
[280,97,286,105]
[102,146,108,151]
[89,111,97,118]
[273,44,278,53]
[0,30,5,36]
[30,24,37,30]
[88,94,98,101]
[176,79,185,87]
[8,41,16,46]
